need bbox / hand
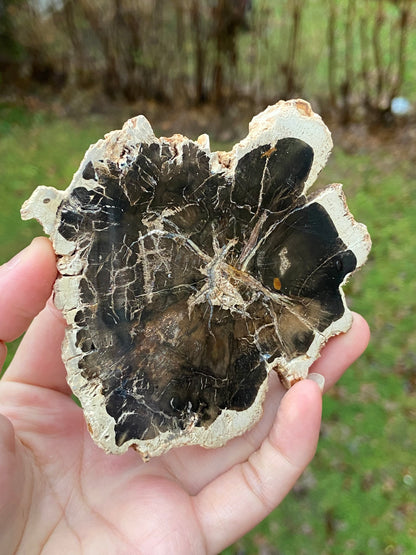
[0,238,370,554]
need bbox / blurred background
[1,1,415,553]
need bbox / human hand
[0,238,370,554]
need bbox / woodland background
[1,0,415,122]
[1,1,416,554]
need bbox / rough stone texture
[21,99,371,459]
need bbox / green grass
[0,105,120,264]
[0,105,121,367]
[1,105,415,553]
[224,146,416,553]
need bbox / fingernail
[308,372,325,393]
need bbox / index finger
[0,237,57,343]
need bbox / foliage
[0,106,415,553]
[0,0,415,122]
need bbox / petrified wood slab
[21,100,371,459]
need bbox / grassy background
[1,104,415,554]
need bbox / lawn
[225,139,416,554]
[1,104,415,554]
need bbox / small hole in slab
[43,198,51,204]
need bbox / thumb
[195,379,322,553]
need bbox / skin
[0,237,370,555]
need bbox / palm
[2,381,204,553]
[0,239,370,554]
[1,371,281,553]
